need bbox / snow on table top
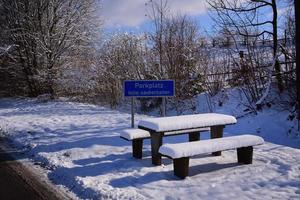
[159,135,264,159]
[119,128,150,140]
[138,113,237,132]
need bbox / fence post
[239,51,244,59]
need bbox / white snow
[138,113,237,132]
[159,135,264,159]
[0,97,300,200]
[119,128,150,140]
[119,127,210,140]
[163,127,210,136]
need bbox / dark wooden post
[295,0,300,127]
[237,146,253,164]
[211,125,224,156]
[239,50,244,59]
[132,139,143,159]
[150,132,163,165]
[173,157,190,179]
[189,132,200,142]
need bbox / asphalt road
[0,160,42,200]
[0,138,72,200]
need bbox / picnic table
[138,113,237,165]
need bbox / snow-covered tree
[0,0,101,97]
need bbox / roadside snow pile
[0,97,300,200]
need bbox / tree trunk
[295,0,300,121]
[46,68,55,98]
[272,0,283,92]
[18,50,38,97]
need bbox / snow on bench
[119,127,210,159]
[119,127,211,141]
[120,128,150,140]
[138,113,237,132]
[159,135,264,158]
[159,134,264,179]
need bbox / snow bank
[159,135,264,159]
[138,113,237,132]
[0,98,300,200]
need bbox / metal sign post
[162,97,166,117]
[131,97,135,128]
[124,80,175,127]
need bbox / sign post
[162,97,166,117]
[124,80,175,127]
[131,97,134,128]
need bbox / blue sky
[101,0,213,34]
[100,0,292,36]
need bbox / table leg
[211,125,225,156]
[150,132,163,166]
[189,132,200,142]
[132,139,143,159]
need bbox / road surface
[0,138,72,200]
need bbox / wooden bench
[159,134,264,179]
[119,127,210,159]
[138,113,237,165]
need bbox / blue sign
[124,80,175,97]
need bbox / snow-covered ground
[0,93,300,200]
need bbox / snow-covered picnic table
[138,113,237,165]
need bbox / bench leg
[132,139,143,159]
[237,146,253,164]
[151,132,163,165]
[189,132,200,142]
[173,157,190,179]
[211,125,224,156]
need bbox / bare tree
[208,0,284,92]
[96,33,148,107]
[0,0,101,97]
[146,0,169,79]
[162,15,202,99]
[146,1,202,91]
